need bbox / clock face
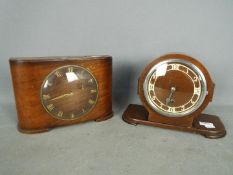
[143,59,207,117]
[41,65,98,120]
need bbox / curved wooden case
[138,54,215,127]
[122,54,226,138]
[10,55,113,133]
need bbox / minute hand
[50,92,74,101]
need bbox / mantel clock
[122,54,226,138]
[10,55,113,133]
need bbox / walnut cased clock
[122,54,226,138]
[10,56,113,133]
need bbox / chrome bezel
[143,59,207,117]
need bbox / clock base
[18,125,49,134]
[17,112,114,134]
[95,112,113,122]
[122,104,226,139]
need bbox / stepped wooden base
[122,104,226,139]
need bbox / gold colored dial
[41,65,98,120]
[144,60,207,117]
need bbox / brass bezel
[40,65,99,120]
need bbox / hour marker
[171,64,179,70]
[43,94,51,100]
[181,105,185,110]
[90,89,97,93]
[152,95,156,100]
[57,111,63,117]
[168,107,175,112]
[68,67,74,72]
[148,83,154,91]
[191,100,195,105]
[88,79,93,83]
[193,76,198,82]
[47,104,55,111]
[151,75,156,80]
[194,88,201,95]
[55,71,62,77]
[70,113,75,118]
[88,99,95,105]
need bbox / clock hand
[165,87,176,105]
[50,92,74,101]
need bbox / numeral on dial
[88,79,93,83]
[194,88,201,95]
[193,76,198,82]
[55,71,62,77]
[88,99,95,105]
[90,89,97,93]
[168,107,175,112]
[47,104,55,111]
[171,64,179,70]
[68,67,74,72]
[43,94,50,100]
[57,111,63,117]
[191,100,196,105]
[70,113,75,118]
[148,83,154,91]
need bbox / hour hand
[50,92,74,101]
[165,87,176,105]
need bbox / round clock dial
[41,65,98,120]
[143,59,207,117]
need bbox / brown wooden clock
[122,54,226,138]
[10,55,113,133]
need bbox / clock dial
[41,65,98,120]
[144,60,207,117]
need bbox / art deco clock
[122,54,226,138]
[10,55,113,133]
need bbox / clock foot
[193,114,226,139]
[18,125,49,134]
[95,112,113,122]
[122,104,226,139]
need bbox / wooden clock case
[122,54,226,138]
[10,55,113,133]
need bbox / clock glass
[143,59,207,117]
[41,65,98,120]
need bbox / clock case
[122,54,226,138]
[10,56,113,133]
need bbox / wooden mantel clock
[10,55,113,133]
[122,54,226,138]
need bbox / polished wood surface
[122,53,226,138]
[10,56,113,133]
[138,54,215,127]
[123,104,226,139]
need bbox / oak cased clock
[10,55,113,133]
[122,54,226,138]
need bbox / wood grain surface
[10,56,113,133]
